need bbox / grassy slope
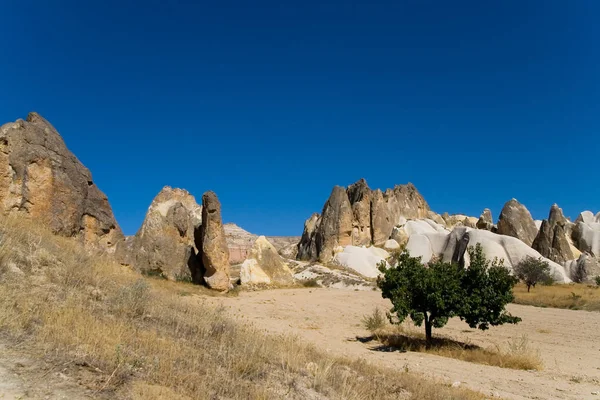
[0,216,484,400]
[513,283,600,311]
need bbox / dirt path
[203,288,600,400]
[0,341,94,400]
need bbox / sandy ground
[0,341,95,399]
[203,288,600,400]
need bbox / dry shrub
[362,307,387,331]
[513,282,600,311]
[0,215,485,400]
[372,325,542,371]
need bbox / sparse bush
[514,256,552,292]
[141,269,167,279]
[595,276,600,286]
[302,278,320,288]
[110,279,151,318]
[362,307,386,331]
[175,272,193,283]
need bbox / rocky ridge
[297,178,429,263]
[0,113,123,251]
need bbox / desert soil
[0,340,97,399]
[202,288,600,400]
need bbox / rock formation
[383,239,400,251]
[0,112,123,251]
[496,199,538,246]
[195,191,231,291]
[426,211,446,226]
[476,208,494,231]
[224,223,300,263]
[297,213,321,261]
[532,204,575,264]
[346,179,372,246]
[297,179,429,262]
[121,187,202,280]
[333,246,390,278]
[442,213,478,229]
[571,211,600,257]
[402,224,570,282]
[564,253,600,283]
[240,236,294,285]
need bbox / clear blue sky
[1,1,598,236]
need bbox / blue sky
[0,1,598,236]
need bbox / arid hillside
[0,216,483,400]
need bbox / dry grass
[367,320,542,371]
[0,215,485,400]
[513,282,600,311]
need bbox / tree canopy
[377,244,520,347]
[513,256,552,292]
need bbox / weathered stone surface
[0,113,123,251]
[391,225,410,247]
[427,211,446,226]
[383,239,401,251]
[564,253,600,282]
[462,216,478,228]
[225,223,299,263]
[571,211,600,257]
[346,178,372,246]
[297,179,430,261]
[195,191,230,291]
[496,199,538,246]
[476,209,494,231]
[240,236,294,285]
[370,189,394,246]
[121,187,202,280]
[297,213,321,261]
[442,214,477,229]
[398,223,569,282]
[314,186,353,263]
[224,223,256,264]
[333,246,390,278]
[532,204,575,264]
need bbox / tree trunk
[424,315,432,349]
[527,284,531,292]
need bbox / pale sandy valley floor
[202,288,600,400]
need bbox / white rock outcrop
[240,236,294,285]
[399,221,570,282]
[333,246,390,278]
[383,239,400,251]
[572,211,600,257]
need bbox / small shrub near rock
[302,278,320,288]
[362,307,386,331]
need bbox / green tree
[513,256,552,292]
[377,244,520,348]
[377,253,463,347]
[459,245,521,330]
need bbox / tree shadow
[357,332,482,353]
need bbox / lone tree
[513,256,552,292]
[377,244,520,348]
[376,253,463,347]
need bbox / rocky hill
[297,178,599,283]
[224,223,300,263]
[0,113,123,251]
[0,113,597,288]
